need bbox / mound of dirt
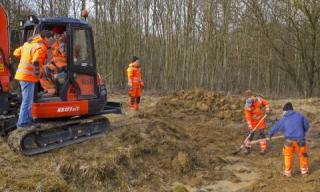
[140,89,244,121]
[1,93,320,192]
[56,117,237,191]
[53,91,249,191]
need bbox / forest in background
[1,0,320,97]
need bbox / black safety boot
[244,147,251,155]
[260,150,266,155]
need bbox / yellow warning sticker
[0,62,4,72]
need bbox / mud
[0,90,320,191]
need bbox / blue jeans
[17,81,35,127]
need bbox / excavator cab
[0,8,122,155]
[17,16,119,119]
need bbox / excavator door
[68,26,97,100]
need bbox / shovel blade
[231,144,244,155]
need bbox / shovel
[250,135,284,148]
[232,114,267,155]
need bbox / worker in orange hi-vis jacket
[127,56,144,111]
[243,90,270,155]
[13,30,53,129]
[40,26,67,96]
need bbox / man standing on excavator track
[13,30,53,129]
[243,90,270,155]
[127,56,144,111]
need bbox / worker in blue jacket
[269,102,309,177]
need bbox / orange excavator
[0,4,122,155]
[0,4,19,136]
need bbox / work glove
[140,82,145,90]
[127,84,133,92]
[269,133,273,140]
[265,109,272,115]
[247,122,252,130]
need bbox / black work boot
[244,147,251,155]
[260,149,266,155]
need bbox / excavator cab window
[70,27,96,99]
[22,25,35,42]
[72,29,93,67]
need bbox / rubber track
[7,115,110,155]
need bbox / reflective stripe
[301,167,308,174]
[53,57,66,62]
[132,79,140,83]
[283,170,291,176]
[16,68,36,76]
[245,140,251,148]
[252,115,261,120]
[130,79,142,83]
[259,139,267,150]
[245,107,253,111]
[132,77,141,82]
[31,42,44,54]
[19,62,35,70]
[44,84,55,88]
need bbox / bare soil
[1,89,320,192]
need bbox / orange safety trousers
[283,140,308,176]
[128,88,141,111]
[245,128,267,152]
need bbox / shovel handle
[243,114,267,143]
[250,135,284,145]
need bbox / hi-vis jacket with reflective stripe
[244,96,270,129]
[14,35,48,82]
[127,63,144,89]
[49,40,67,70]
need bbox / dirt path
[0,90,319,192]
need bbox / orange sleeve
[127,66,133,85]
[261,98,270,110]
[51,41,59,56]
[13,46,22,59]
[244,109,253,128]
[32,45,47,69]
[48,63,56,71]
[139,68,143,85]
